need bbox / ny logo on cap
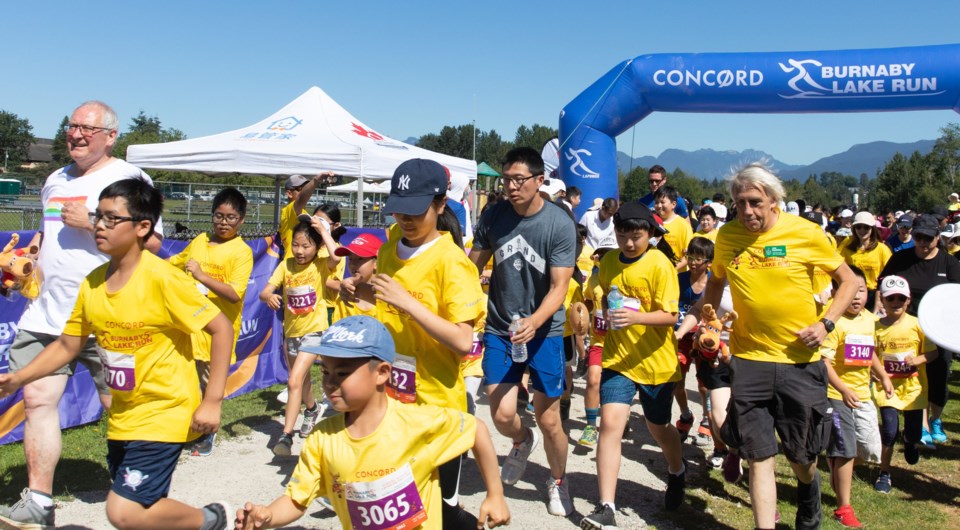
[398,175,411,190]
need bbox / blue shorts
[107,440,185,506]
[599,369,675,426]
[482,334,565,398]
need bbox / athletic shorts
[107,440,185,506]
[721,356,831,464]
[599,369,675,426]
[482,334,565,398]
[826,398,858,459]
[587,344,603,367]
[9,330,109,395]
[695,358,731,390]
[677,334,695,374]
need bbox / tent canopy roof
[477,161,500,177]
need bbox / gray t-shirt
[473,200,576,337]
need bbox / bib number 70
[356,494,411,527]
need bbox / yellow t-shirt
[584,270,607,349]
[377,232,483,411]
[64,252,220,442]
[267,257,330,338]
[712,213,844,364]
[874,314,935,411]
[577,244,596,281]
[819,308,878,401]
[286,399,476,530]
[562,278,584,337]
[662,215,693,270]
[318,245,346,306]
[599,249,681,385]
[279,202,304,259]
[331,296,377,323]
[168,233,253,363]
[839,241,892,290]
[693,229,717,243]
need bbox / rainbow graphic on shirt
[43,196,88,223]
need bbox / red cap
[334,233,383,258]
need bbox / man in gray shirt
[469,147,576,517]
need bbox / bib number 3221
[346,463,427,530]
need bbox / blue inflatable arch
[559,44,960,218]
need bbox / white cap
[880,275,910,299]
[785,201,800,215]
[949,192,959,200]
[539,177,566,197]
[710,203,727,220]
[852,211,876,226]
[840,209,854,218]
[941,222,960,240]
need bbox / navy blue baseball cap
[383,159,448,216]
[297,315,396,364]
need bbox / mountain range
[616,140,936,181]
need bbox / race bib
[464,332,483,361]
[623,297,642,312]
[287,285,317,315]
[592,310,608,335]
[345,463,427,530]
[96,346,136,392]
[386,354,417,403]
[883,352,918,379]
[842,334,875,367]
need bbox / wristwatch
[819,318,835,333]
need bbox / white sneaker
[277,388,289,404]
[501,427,539,485]
[546,476,573,516]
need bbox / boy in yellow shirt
[233,316,510,530]
[330,233,382,322]
[168,187,254,457]
[0,178,234,530]
[582,202,684,530]
[653,185,693,271]
[819,265,893,528]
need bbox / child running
[330,233,382,322]
[873,275,938,494]
[0,178,235,530]
[168,187,254,457]
[653,185,693,271]
[581,202,685,530]
[577,246,616,448]
[261,217,340,455]
[233,316,510,530]
[819,265,893,527]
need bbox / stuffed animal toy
[0,232,42,299]
[567,301,589,337]
[693,304,737,367]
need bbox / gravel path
[55,375,713,529]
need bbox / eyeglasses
[64,123,112,137]
[89,212,138,228]
[648,178,664,185]
[213,212,242,223]
[499,174,540,188]
[687,257,711,265]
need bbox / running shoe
[708,449,727,469]
[501,427,540,485]
[833,504,863,528]
[874,472,892,494]
[919,428,936,450]
[696,417,713,446]
[545,476,573,516]
[664,462,686,511]
[904,442,919,465]
[580,502,619,530]
[0,488,55,530]
[191,432,216,457]
[578,425,599,447]
[200,501,231,530]
[299,403,321,438]
[272,432,294,456]
[676,411,694,442]
[722,452,743,484]
[930,418,948,444]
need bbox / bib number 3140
[346,464,427,530]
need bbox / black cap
[912,215,940,238]
[614,202,667,235]
[382,159,448,216]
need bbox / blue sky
[5,1,959,166]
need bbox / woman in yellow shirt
[840,211,892,312]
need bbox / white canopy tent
[128,87,477,226]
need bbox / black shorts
[107,440,185,506]
[695,358,731,390]
[721,357,831,465]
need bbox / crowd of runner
[0,100,957,530]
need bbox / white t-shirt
[578,209,616,249]
[18,159,163,336]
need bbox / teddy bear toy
[0,232,42,299]
[693,303,737,367]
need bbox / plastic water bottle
[607,285,624,330]
[509,314,527,363]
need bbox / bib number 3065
[346,464,427,530]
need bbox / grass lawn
[1,366,957,528]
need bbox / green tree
[0,110,35,169]
[619,166,646,202]
[51,116,70,166]
[476,129,510,169]
[113,111,186,160]
[513,124,557,151]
